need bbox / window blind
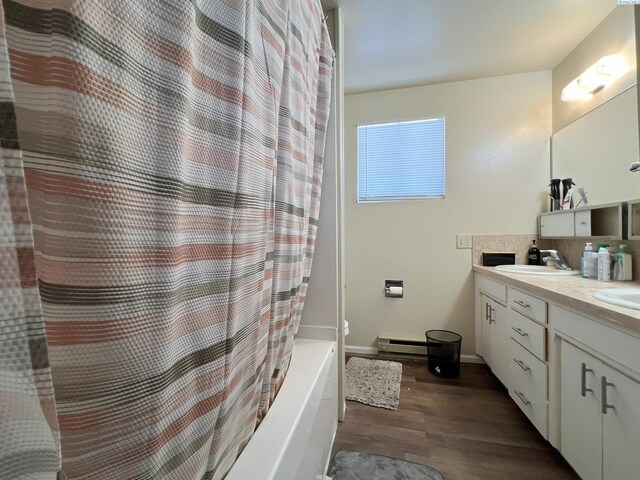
[357,117,445,202]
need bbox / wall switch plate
[456,234,472,249]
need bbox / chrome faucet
[540,249,572,271]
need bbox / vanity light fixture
[561,55,628,102]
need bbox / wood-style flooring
[332,357,580,480]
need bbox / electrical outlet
[456,234,472,249]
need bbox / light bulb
[561,54,629,102]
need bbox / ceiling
[321,0,620,94]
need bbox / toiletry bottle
[562,178,576,209]
[591,244,609,279]
[615,245,633,281]
[528,240,541,265]
[597,247,611,281]
[581,242,594,278]
[549,179,561,212]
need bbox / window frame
[356,115,446,204]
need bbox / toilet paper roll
[389,286,403,296]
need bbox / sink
[593,288,640,311]
[494,265,579,276]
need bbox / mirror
[551,85,639,206]
[550,5,638,207]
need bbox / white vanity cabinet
[475,275,549,427]
[477,277,509,387]
[475,268,640,479]
[553,305,640,480]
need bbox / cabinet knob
[511,327,528,337]
[514,358,530,372]
[580,363,594,397]
[601,376,615,415]
[514,390,531,406]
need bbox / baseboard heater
[377,336,429,358]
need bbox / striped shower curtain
[0,0,332,479]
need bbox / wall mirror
[550,5,638,208]
[551,85,639,206]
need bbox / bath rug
[344,357,402,410]
[328,450,445,480]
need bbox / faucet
[540,249,572,271]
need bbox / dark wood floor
[332,357,579,480]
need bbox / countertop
[473,265,640,335]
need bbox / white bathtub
[226,339,338,480]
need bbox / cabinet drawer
[574,210,591,237]
[508,288,546,324]
[477,275,506,303]
[509,339,548,399]
[550,304,640,376]
[508,309,546,360]
[510,367,548,439]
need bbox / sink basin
[593,289,640,311]
[494,265,579,276]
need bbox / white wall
[344,71,551,354]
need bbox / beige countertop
[473,265,640,335]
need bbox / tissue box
[482,252,516,267]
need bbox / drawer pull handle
[581,362,594,397]
[485,302,490,322]
[514,390,531,406]
[580,221,587,226]
[511,327,529,337]
[513,300,531,309]
[601,376,615,415]
[489,306,495,324]
[514,359,530,372]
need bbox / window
[357,117,445,203]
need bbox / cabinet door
[480,294,493,367]
[490,302,510,387]
[539,212,574,237]
[560,341,602,480]
[602,365,640,480]
[574,210,591,237]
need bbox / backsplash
[472,234,551,266]
[550,238,640,283]
[472,234,640,283]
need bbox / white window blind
[357,117,445,203]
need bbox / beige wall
[552,6,636,133]
[344,72,551,354]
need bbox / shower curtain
[0,0,332,479]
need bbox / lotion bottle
[615,245,633,281]
[597,247,611,281]
[581,243,594,278]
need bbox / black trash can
[425,330,462,378]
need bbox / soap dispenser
[528,240,541,265]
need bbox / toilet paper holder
[385,280,404,298]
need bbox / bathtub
[226,339,338,480]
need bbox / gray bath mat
[328,450,445,480]
[345,357,402,410]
